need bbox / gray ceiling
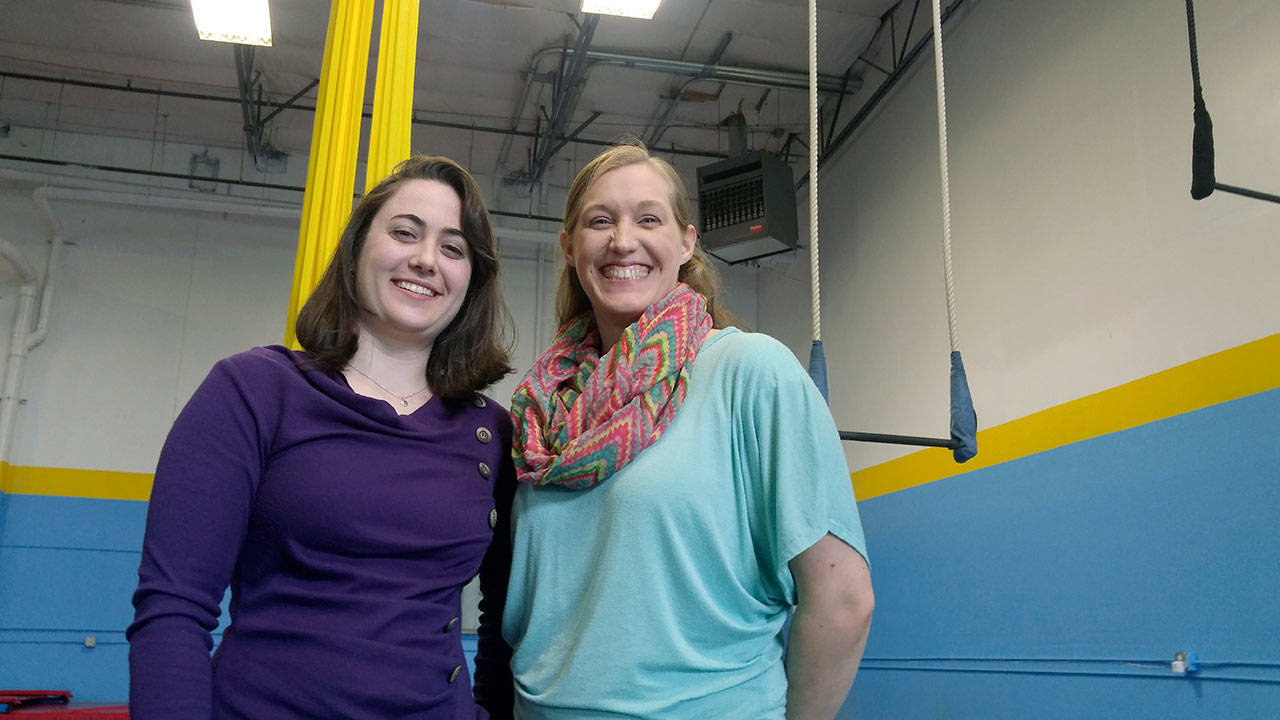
[0,0,956,218]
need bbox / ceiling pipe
[35,186,301,221]
[495,42,854,176]
[528,15,600,187]
[0,167,302,220]
[799,0,969,189]
[643,31,735,150]
[564,48,854,93]
[3,67,731,184]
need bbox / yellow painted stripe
[5,333,1277,504]
[852,331,1280,500]
[1,462,152,502]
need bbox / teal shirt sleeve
[734,334,868,605]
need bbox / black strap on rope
[1186,0,1215,200]
[1186,0,1280,205]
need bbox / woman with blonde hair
[506,141,874,719]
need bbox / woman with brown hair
[129,155,515,719]
[506,141,874,719]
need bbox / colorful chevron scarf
[510,283,713,489]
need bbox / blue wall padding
[0,495,228,701]
[6,389,1279,715]
[950,350,978,462]
[837,387,1280,718]
[807,339,829,402]
[844,667,1279,718]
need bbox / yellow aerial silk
[284,0,419,348]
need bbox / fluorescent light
[191,0,273,47]
[581,0,661,20]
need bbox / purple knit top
[128,346,514,719]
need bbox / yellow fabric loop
[366,0,420,192]
[283,0,376,349]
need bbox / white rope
[808,0,821,342]
[930,0,960,352]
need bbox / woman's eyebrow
[390,212,426,227]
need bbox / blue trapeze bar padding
[808,340,829,402]
[950,350,978,462]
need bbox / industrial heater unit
[696,150,798,264]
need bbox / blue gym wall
[4,381,1278,710]
[3,0,1280,715]
[838,387,1280,718]
[0,495,148,698]
[769,0,1280,717]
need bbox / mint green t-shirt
[503,328,868,719]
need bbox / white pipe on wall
[2,175,306,468]
[0,238,39,467]
[0,168,303,221]
[27,188,63,351]
[0,173,306,467]
[38,186,301,221]
[0,172,551,469]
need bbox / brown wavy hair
[295,155,513,398]
[555,140,732,329]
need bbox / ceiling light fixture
[190,0,273,47]
[581,0,661,20]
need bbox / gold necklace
[345,364,430,407]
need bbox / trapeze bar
[1215,183,1280,205]
[839,431,958,449]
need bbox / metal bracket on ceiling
[643,31,734,149]
[527,14,600,189]
[233,46,317,174]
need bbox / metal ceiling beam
[562,48,857,94]
[0,152,564,223]
[798,0,969,189]
[494,37,854,176]
[528,15,600,188]
[643,31,734,149]
[0,70,727,161]
[498,37,855,181]
[233,46,289,173]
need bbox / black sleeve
[472,457,516,718]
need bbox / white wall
[755,0,1280,470]
[5,0,1273,529]
[6,194,298,472]
[0,134,759,635]
[0,180,756,475]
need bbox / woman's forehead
[584,163,672,204]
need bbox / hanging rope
[806,0,829,401]
[928,0,977,462]
[926,0,972,458]
[929,0,959,354]
[808,0,821,345]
